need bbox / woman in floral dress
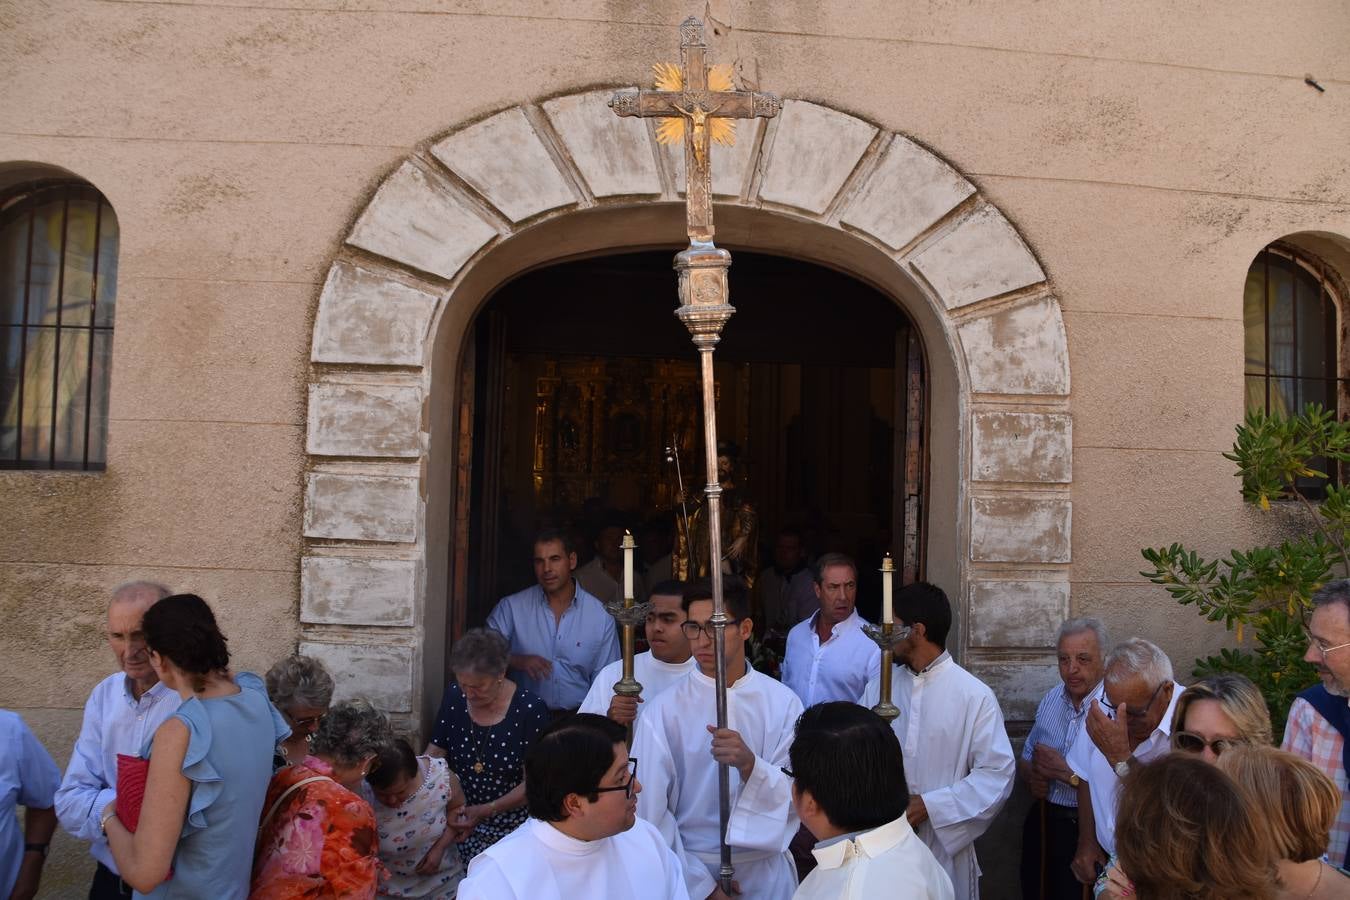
[365,738,465,899]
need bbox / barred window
[0,182,117,470]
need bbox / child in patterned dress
[365,738,466,899]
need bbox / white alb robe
[578,650,698,722]
[633,667,804,900]
[793,816,954,900]
[859,653,1015,900]
[457,816,686,900]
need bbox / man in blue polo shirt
[488,528,621,714]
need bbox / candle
[881,553,894,624]
[623,530,635,603]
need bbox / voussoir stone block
[912,204,1045,308]
[298,640,415,712]
[970,495,1071,563]
[312,262,438,367]
[543,90,660,198]
[841,134,975,250]
[965,660,1060,722]
[759,100,877,214]
[958,296,1070,395]
[971,411,1072,483]
[665,129,757,198]
[968,580,1069,648]
[301,556,417,627]
[347,161,499,281]
[432,107,576,222]
[307,383,423,458]
[304,472,419,543]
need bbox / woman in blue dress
[101,593,288,899]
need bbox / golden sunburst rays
[653,62,738,148]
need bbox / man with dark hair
[458,713,685,900]
[754,528,817,636]
[633,584,803,900]
[487,528,620,713]
[782,553,879,707]
[859,582,1014,900]
[576,519,628,607]
[789,702,953,900]
[579,579,696,726]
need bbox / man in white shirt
[1066,637,1182,885]
[55,581,180,900]
[859,582,1015,900]
[789,701,953,900]
[458,713,686,900]
[782,554,880,708]
[633,585,804,900]
[579,580,696,726]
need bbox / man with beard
[1284,578,1350,868]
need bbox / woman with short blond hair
[1168,673,1273,761]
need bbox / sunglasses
[591,757,639,798]
[285,710,327,729]
[1172,731,1238,756]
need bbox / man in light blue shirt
[55,581,180,900]
[487,529,620,713]
[781,553,881,708]
[1,709,60,900]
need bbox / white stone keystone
[968,580,1069,647]
[759,101,877,214]
[307,383,423,458]
[543,90,661,198]
[298,641,415,712]
[348,162,499,281]
[971,411,1072,483]
[912,204,1045,308]
[301,556,417,627]
[957,296,1071,395]
[304,472,419,543]
[841,134,975,251]
[433,107,576,222]
[970,495,1071,563]
[311,262,439,367]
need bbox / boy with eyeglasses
[632,584,804,900]
[458,713,684,900]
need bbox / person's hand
[1032,743,1075,784]
[513,655,552,681]
[1071,842,1107,885]
[608,694,641,726]
[706,725,755,781]
[1098,863,1135,899]
[1026,766,1049,800]
[906,795,928,827]
[1086,700,1131,768]
[706,880,741,899]
[449,804,488,841]
[8,853,43,900]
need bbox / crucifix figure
[610,17,781,899]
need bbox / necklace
[469,719,494,774]
[1305,860,1324,900]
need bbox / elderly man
[1018,618,1107,900]
[55,581,179,900]
[488,528,621,714]
[782,553,880,709]
[1284,578,1350,867]
[1066,637,1182,884]
[859,582,1015,900]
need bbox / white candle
[881,553,894,624]
[623,530,635,602]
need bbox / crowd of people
[4,527,1350,899]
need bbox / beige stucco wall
[2,2,1348,895]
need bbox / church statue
[672,442,758,590]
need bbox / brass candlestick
[605,531,650,741]
[862,554,903,723]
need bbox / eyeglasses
[1306,634,1350,660]
[1172,731,1239,756]
[285,710,327,729]
[780,766,794,779]
[592,757,639,798]
[680,619,743,641]
[1100,682,1166,720]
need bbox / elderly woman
[266,655,336,766]
[1169,672,1272,761]
[249,699,393,899]
[1219,746,1350,899]
[427,628,549,862]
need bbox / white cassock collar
[810,816,919,870]
[689,666,754,690]
[534,819,608,858]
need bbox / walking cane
[1039,798,1048,898]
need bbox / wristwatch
[1068,772,1081,788]
[24,842,49,858]
[1113,757,1133,778]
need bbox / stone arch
[298,89,1072,727]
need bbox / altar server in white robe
[789,701,953,900]
[458,713,686,900]
[633,584,804,900]
[859,582,1015,900]
[579,580,697,727]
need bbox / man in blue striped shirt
[1018,618,1107,900]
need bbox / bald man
[55,582,182,900]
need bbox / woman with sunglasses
[265,655,335,768]
[249,699,394,899]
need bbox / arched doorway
[298,91,1073,733]
[459,249,927,629]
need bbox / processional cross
[609,17,781,897]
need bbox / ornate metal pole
[863,554,902,722]
[605,530,650,743]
